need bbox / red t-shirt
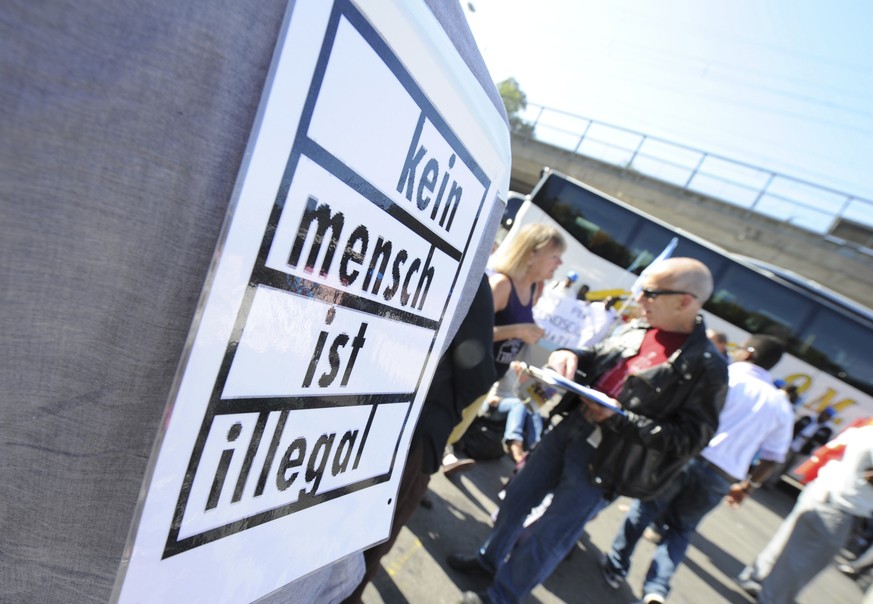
[595,329,689,399]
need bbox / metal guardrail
[518,103,873,248]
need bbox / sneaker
[447,553,494,578]
[643,526,663,544]
[734,569,762,598]
[837,562,857,575]
[642,593,666,604]
[601,557,623,590]
[458,591,493,604]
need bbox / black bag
[458,414,506,460]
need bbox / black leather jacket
[573,316,728,500]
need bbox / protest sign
[114,2,508,601]
[533,286,589,348]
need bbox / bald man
[449,258,729,604]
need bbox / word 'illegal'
[205,409,370,511]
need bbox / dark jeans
[607,457,733,598]
[478,412,605,603]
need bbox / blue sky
[462,0,873,226]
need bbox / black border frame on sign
[162,0,492,559]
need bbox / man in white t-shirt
[603,334,794,604]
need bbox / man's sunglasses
[639,288,698,301]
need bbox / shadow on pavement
[368,452,855,604]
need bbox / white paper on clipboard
[522,364,626,416]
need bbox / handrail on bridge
[518,102,873,252]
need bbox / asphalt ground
[360,454,866,604]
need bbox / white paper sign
[114,1,509,602]
[533,287,589,348]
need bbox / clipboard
[520,363,626,416]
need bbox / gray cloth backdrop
[0,1,506,601]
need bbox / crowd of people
[343,222,872,604]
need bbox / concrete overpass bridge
[508,132,873,308]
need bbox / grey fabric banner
[0,1,505,601]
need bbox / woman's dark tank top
[493,277,535,379]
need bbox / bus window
[533,177,639,268]
[794,308,873,396]
[624,221,672,275]
[673,239,728,281]
[706,264,815,342]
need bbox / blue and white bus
[502,168,873,479]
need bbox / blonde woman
[444,224,566,468]
[489,223,566,378]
